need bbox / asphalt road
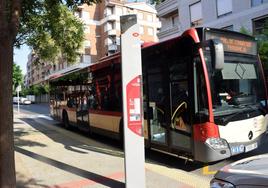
[14,103,268,185]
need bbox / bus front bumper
[194,132,268,163]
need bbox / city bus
[50,27,268,162]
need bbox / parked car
[13,97,31,105]
[211,154,268,188]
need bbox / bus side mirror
[210,39,224,70]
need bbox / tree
[12,63,23,94]
[257,22,268,70]
[240,25,268,70]
[0,0,100,187]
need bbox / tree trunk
[0,31,16,188]
[0,38,16,188]
[0,0,21,186]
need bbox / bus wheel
[62,111,70,129]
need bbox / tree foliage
[21,84,50,96]
[240,25,268,70]
[16,1,86,64]
[257,22,268,69]
[12,63,23,90]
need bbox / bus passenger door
[169,81,192,152]
[146,66,168,147]
[76,95,89,130]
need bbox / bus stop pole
[120,15,145,188]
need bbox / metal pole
[17,90,20,113]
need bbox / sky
[14,44,30,75]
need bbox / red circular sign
[132,32,139,37]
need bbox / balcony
[107,15,117,21]
[156,0,178,18]
[105,0,123,6]
[108,44,117,52]
[107,29,117,36]
[157,25,180,42]
[81,55,91,64]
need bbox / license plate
[245,142,258,152]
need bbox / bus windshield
[204,52,266,117]
[203,29,267,120]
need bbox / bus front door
[146,75,169,147]
[169,81,192,152]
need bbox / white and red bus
[50,27,268,162]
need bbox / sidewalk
[14,111,209,188]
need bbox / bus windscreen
[205,30,257,55]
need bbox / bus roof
[89,28,200,72]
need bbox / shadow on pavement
[14,127,47,148]
[145,149,204,172]
[20,118,124,157]
[19,117,202,173]
[16,172,49,188]
[15,147,124,188]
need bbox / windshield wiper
[219,106,256,125]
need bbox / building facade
[26,52,49,86]
[76,0,159,59]
[157,0,268,41]
[26,1,160,87]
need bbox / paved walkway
[14,111,209,188]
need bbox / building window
[148,27,154,36]
[138,12,144,20]
[105,6,114,16]
[84,40,91,48]
[251,0,268,7]
[217,0,232,17]
[140,26,144,34]
[190,1,202,27]
[253,15,268,35]
[147,14,153,22]
[171,13,179,27]
[104,22,114,32]
[222,25,234,31]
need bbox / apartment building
[157,0,268,41]
[76,0,159,58]
[26,0,160,86]
[26,52,50,86]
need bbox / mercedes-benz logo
[248,131,253,140]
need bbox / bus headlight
[205,138,228,149]
[210,179,234,188]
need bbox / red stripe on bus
[89,110,122,117]
[193,122,219,142]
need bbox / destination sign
[205,30,257,55]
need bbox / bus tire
[62,110,70,129]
